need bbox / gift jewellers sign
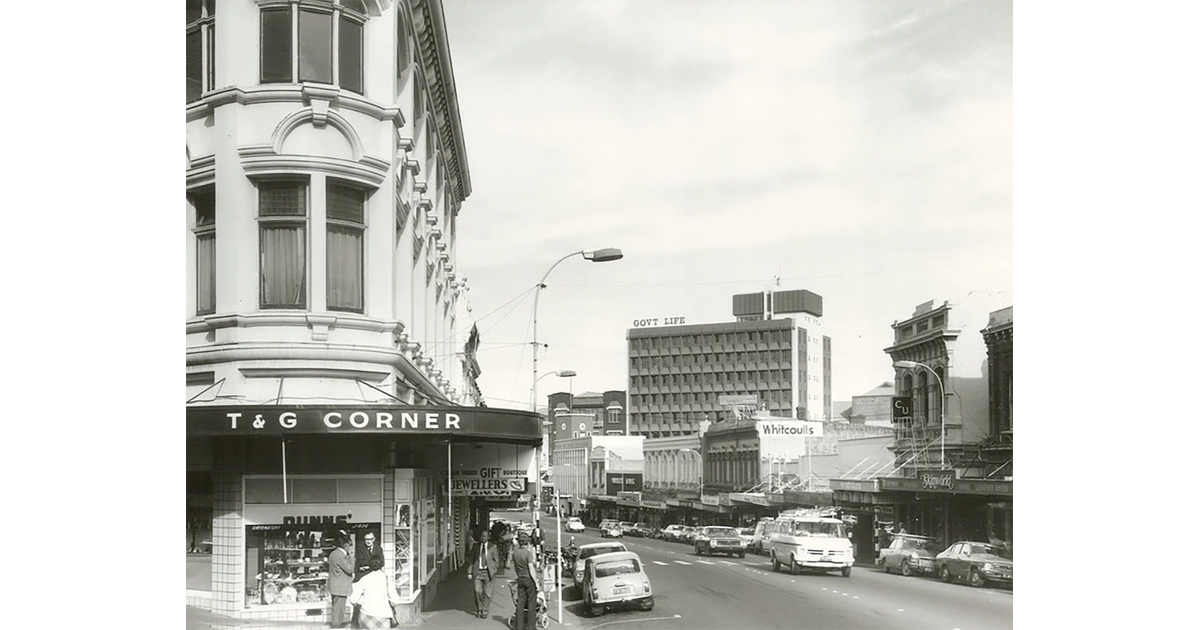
[186,405,542,440]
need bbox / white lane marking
[719,561,736,565]
[897,609,904,612]
[697,560,715,565]
[674,560,693,565]
[651,560,669,566]
[586,615,682,630]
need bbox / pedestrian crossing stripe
[652,561,669,566]
[674,561,693,565]
[697,560,715,565]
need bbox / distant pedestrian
[327,534,355,628]
[512,532,540,630]
[896,522,907,535]
[469,531,502,619]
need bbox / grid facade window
[186,1,217,102]
[260,1,366,94]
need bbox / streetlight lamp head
[893,361,919,369]
[584,247,624,262]
[556,370,578,378]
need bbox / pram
[506,580,549,629]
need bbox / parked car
[934,541,1012,588]
[581,551,654,617]
[661,524,688,543]
[878,534,938,577]
[630,523,654,538]
[694,526,747,558]
[736,527,755,546]
[598,520,623,538]
[750,518,774,555]
[766,514,854,577]
[572,541,629,587]
[618,522,637,536]
[682,526,698,544]
[565,517,586,533]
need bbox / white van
[767,514,854,577]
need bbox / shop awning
[186,404,543,444]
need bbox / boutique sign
[186,405,542,440]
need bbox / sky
[441,0,1012,411]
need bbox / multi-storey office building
[626,289,832,438]
[184,1,541,623]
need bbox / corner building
[627,289,832,438]
[185,1,540,625]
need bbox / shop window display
[245,525,333,607]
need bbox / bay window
[258,181,308,309]
[326,182,365,313]
[186,0,216,102]
[260,1,365,94]
[191,188,216,315]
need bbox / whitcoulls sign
[756,419,823,460]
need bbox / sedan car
[572,542,629,587]
[581,551,654,617]
[660,524,688,543]
[565,517,586,533]
[934,541,1013,588]
[618,521,637,536]
[879,534,938,577]
[694,525,747,557]
[598,520,624,538]
[737,527,755,546]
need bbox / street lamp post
[894,360,946,468]
[530,248,622,528]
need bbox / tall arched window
[917,372,929,425]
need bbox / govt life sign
[756,419,823,460]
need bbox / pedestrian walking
[511,531,540,630]
[469,530,502,619]
[326,533,355,629]
[349,556,401,629]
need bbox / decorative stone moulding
[413,180,428,194]
[306,314,338,341]
[187,84,402,126]
[186,154,216,188]
[429,227,443,241]
[300,83,341,128]
[402,158,421,177]
[425,214,439,227]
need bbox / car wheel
[640,597,655,611]
[841,566,852,578]
[589,606,604,618]
[790,554,801,576]
[739,552,746,559]
[940,565,952,583]
[771,552,780,572]
[969,568,986,588]
[900,559,912,577]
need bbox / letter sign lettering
[279,412,297,429]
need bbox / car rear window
[705,527,738,536]
[581,545,625,559]
[595,558,640,578]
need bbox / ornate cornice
[239,146,389,188]
[186,85,405,128]
[413,0,471,203]
[187,312,405,336]
[186,154,216,188]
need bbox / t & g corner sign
[186,404,541,440]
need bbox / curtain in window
[327,227,363,311]
[196,233,216,314]
[261,226,306,308]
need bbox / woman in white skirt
[349,556,400,629]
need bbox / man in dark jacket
[355,531,385,582]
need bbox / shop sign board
[880,475,1011,496]
[243,502,383,526]
[757,419,822,460]
[640,500,668,510]
[719,394,758,406]
[604,472,643,496]
[729,493,771,507]
[617,491,642,502]
[187,405,541,440]
[892,397,913,423]
[830,479,879,493]
[701,494,719,507]
[718,493,732,507]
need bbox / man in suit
[355,531,385,582]
[327,534,355,628]
[468,532,503,619]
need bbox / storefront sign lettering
[451,478,525,492]
[187,405,540,439]
[921,471,955,491]
[632,317,686,328]
[282,514,350,525]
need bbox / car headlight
[983,562,995,571]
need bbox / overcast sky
[440,0,1012,410]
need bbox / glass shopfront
[243,475,383,609]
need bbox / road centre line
[674,560,693,565]
[652,561,669,566]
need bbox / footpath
[187,562,572,630]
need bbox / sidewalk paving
[187,563,575,630]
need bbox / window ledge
[186,85,404,129]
